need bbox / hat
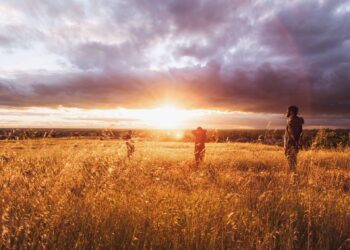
[287,105,299,117]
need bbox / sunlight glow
[137,106,191,129]
[0,107,292,129]
[175,131,184,139]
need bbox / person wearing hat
[192,127,207,165]
[284,106,304,171]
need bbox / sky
[0,0,350,129]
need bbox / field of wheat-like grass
[1,139,350,249]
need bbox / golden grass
[0,139,350,249]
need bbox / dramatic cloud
[0,0,350,127]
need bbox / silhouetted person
[123,130,135,158]
[284,106,304,171]
[192,127,207,165]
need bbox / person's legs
[126,141,135,158]
[194,145,200,164]
[286,146,298,172]
[194,144,205,164]
[127,146,132,158]
[199,146,205,162]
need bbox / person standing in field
[123,130,135,158]
[284,106,304,171]
[192,127,207,165]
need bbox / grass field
[1,139,350,249]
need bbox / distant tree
[312,129,338,149]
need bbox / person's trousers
[194,143,205,163]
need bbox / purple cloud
[0,0,349,126]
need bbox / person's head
[197,126,203,131]
[128,130,132,135]
[287,105,299,118]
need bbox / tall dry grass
[0,139,349,249]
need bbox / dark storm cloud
[66,42,135,70]
[276,0,350,60]
[0,0,350,125]
[57,0,246,71]
[0,80,29,107]
[105,0,237,34]
[135,0,235,34]
[0,71,172,108]
[268,0,350,116]
[2,61,349,117]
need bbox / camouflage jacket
[284,116,304,149]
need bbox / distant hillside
[0,128,349,149]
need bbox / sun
[141,105,189,129]
[175,131,184,139]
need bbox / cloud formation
[0,0,349,122]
